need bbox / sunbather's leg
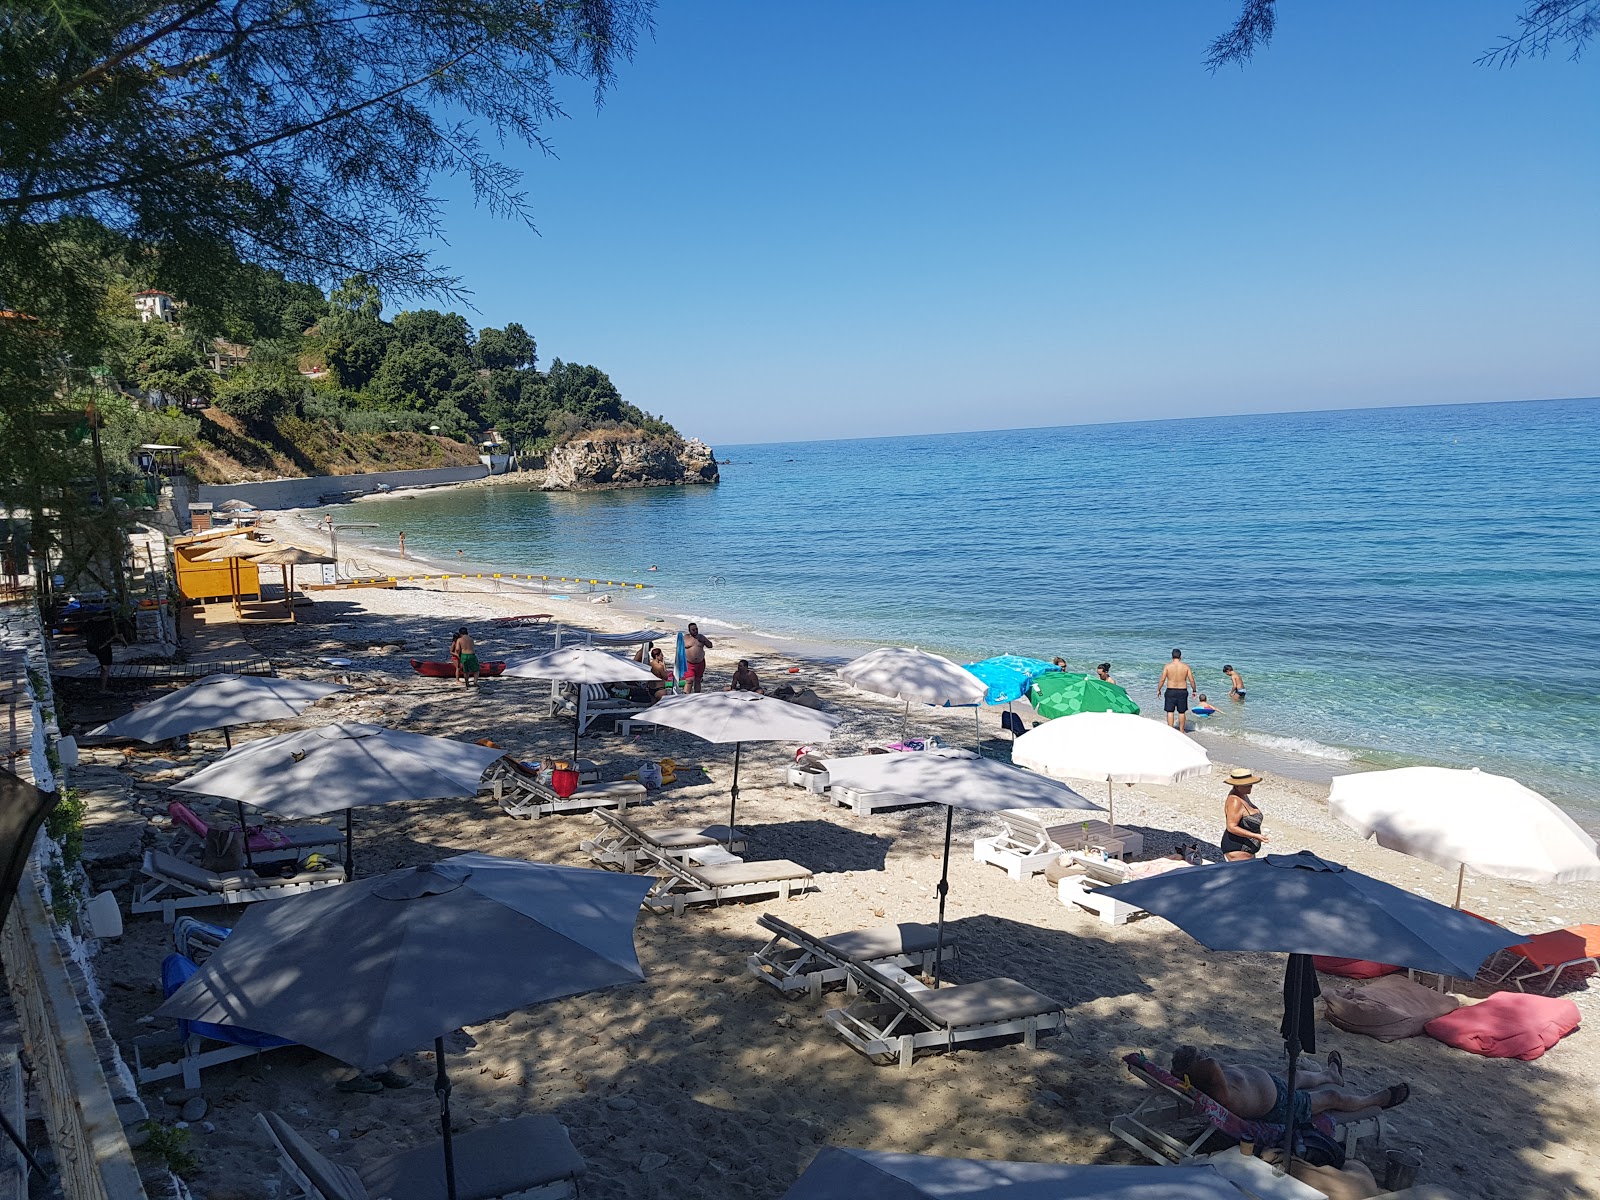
[1307,1081,1408,1115]
[1294,1059,1341,1089]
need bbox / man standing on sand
[1156,648,1196,732]
[451,626,480,688]
[683,622,713,693]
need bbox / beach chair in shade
[258,1109,585,1200]
[131,850,346,922]
[485,759,645,819]
[824,959,1067,1069]
[134,953,297,1088]
[579,808,745,872]
[1477,924,1600,995]
[172,915,230,963]
[637,845,815,916]
[1054,852,1196,926]
[166,800,342,865]
[746,912,956,1001]
[1110,1052,1384,1165]
[574,681,652,736]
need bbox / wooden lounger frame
[746,912,955,1001]
[632,837,814,916]
[824,959,1068,1070]
[131,851,346,923]
[485,762,644,819]
[579,808,746,872]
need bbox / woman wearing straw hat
[1220,768,1268,861]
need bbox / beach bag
[636,761,662,790]
[201,828,243,872]
[1290,1128,1347,1171]
[550,765,580,798]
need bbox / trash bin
[1383,1149,1422,1190]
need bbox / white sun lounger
[489,771,646,819]
[580,807,746,871]
[259,1109,585,1200]
[1056,853,1196,926]
[131,850,346,922]
[824,959,1068,1069]
[829,784,937,816]
[746,912,957,1001]
[638,846,815,916]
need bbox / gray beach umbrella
[1100,851,1526,1160]
[89,674,344,870]
[819,750,1100,984]
[501,647,659,755]
[171,722,505,875]
[839,647,988,735]
[644,692,842,844]
[784,1147,1245,1200]
[158,853,653,1200]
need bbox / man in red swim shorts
[683,622,713,692]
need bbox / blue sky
[425,1,1599,445]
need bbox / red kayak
[410,659,507,678]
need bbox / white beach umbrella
[1329,765,1600,906]
[840,647,988,738]
[501,647,659,755]
[1011,711,1210,828]
[172,722,506,875]
[645,692,842,843]
[820,749,1101,983]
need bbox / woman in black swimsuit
[1220,768,1268,861]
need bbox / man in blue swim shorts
[1170,1046,1408,1126]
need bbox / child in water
[1193,694,1217,716]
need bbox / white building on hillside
[134,290,177,322]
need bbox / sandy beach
[64,518,1600,1200]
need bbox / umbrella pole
[973,706,981,755]
[1454,863,1465,909]
[727,742,742,848]
[1281,954,1305,1164]
[344,809,354,878]
[434,1035,459,1200]
[223,726,232,749]
[234,798,256,872]
[1107,779,1116,833]
[932,805,953,988]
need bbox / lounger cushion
[691,859,812,887]
[1424,992,1581,1060]
[911,978,1062,1027]
[1314,956,1402,979]
[1324,974,1458,1041]
[262,1111,370,1200]
[577,781,645,798]
[147,850,345,893]
[648,825,740,849]
[361,1116,585,1200]
[821,923,940,960]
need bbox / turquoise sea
[348,397,1600,826]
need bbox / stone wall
[194,463,489,511]
[542,436,718,491]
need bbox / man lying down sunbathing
[1172,1045,1409,1127]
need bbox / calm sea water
[349,398,1600,822]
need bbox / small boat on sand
[410,659,507,678]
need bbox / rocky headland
[541,433,719,490]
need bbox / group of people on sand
[1155,649,1246,732]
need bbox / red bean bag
[1424,992,1581,1061]
[1313,956,1402,979]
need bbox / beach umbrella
[171,722,505,876]
[841,647,987,736]
[1100,851,1525,1160]
[785,1147,1245,1200]
[960,655,1062,706]
[675,631,687,692]
[1028,671,1140,718]
[819,749,1100,985]
[158,853,653,1200]
[501,647,659,755]
[88,674,344,869]
[247,545,334,618]
[645,692,841,844]
[1329,766,1600,906]
[1012,712,1208,830]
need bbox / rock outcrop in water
[542,434,719,491]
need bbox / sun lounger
[131,850,347,922]
[637,847,815,916]
[575,681,652,736]
[167,800,342,865]
[974,813,1145,882]
[1056,853,1195,926]
[1477,924,1600,995]
[134,953,296,1089]
[486,760,645,818]
[824,959,1067,1069]
[172,915,230,963]
[1110,1052,1383,1166]
[259,1109,585,1200]
[746,912,957,1001]
[579,808,746,871]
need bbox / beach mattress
[1314,956,1403,979]
[1424,992,1580,1060]
[821,923,941,961]
[1324,974,1459,1042]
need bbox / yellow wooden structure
[173,528,261,604]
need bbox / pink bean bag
[1313,956,1402,979]
[1424,992,1581,1061]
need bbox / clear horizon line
[712,392,1599,450]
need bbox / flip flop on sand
[1381,1082,1410,1109]
[1326,1050,1344,1082]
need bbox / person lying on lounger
[1171,1045,1408,1126]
